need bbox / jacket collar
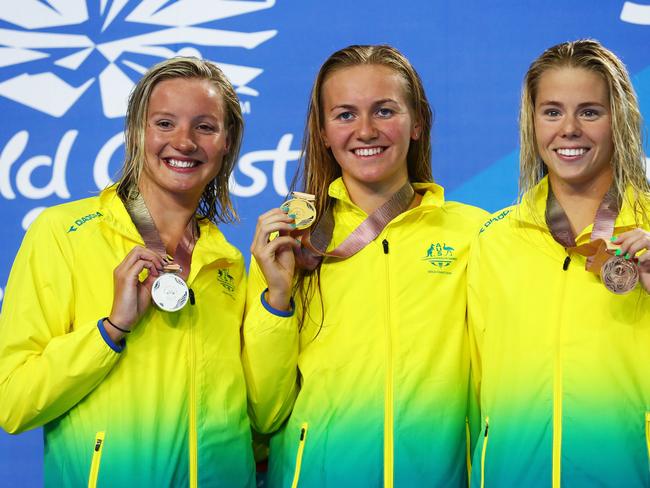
[326,177,445,217]
[516,176,644,241]
[97,186,240,266]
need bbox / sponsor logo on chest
[67,211,103,232]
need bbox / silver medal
[151,273,189,312]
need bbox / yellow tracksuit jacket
[468,177,650,487]
[0,187,255,487]
[243,178,487,488]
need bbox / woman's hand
[104,246,165,341]
[612,229,650,293]
[251,208,301,311]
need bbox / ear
[411,120,422,141]
[321,129,331,148]
[224,126,231,153]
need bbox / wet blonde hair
[519,39,648,219]
[293,45,433,333]
[295,44,433,223]
[116,56,243,223]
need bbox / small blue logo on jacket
[422,242,457,274]
[67,211,103,232]
[479,209,511,234]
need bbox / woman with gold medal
[468,40,650,487]
[242,45,487,487]
[0,58,256,486]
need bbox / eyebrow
[537,100,607,108]
[148,111,219,120]
[329,98,400,112]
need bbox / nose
[357,115,378,141]
[172,127,197,153]
[560,114,581,138]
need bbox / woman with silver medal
[242,45,487,487]
[467,40,650,487]
[0,58,256,486]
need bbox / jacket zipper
[87,431,105,488]
[189,289,198,488]
[645,413,650,469]
[552,253,570,488]
[465,416,472,488]
[480,418,489,488]
[382,237,394,488]
[290,423,309,488]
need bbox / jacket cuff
[97,319,126,353]
[260,288,295,317]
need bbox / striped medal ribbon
[124,194,197,311]
[545,185,638,294]
[295,182,415,270]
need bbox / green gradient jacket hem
[243,178,487,488]
[0,187,255,487]
[468,177,650,488]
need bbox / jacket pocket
[480,417,489,488]
[87,431,105,488]
[290,422,309,488]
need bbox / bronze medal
[600,255,639,295]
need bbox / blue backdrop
[1,1,649,485]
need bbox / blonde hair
[519,39,648,219]
[116,57,243,223]
[293,45,433,332]
[296,44,433,224]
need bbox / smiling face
[534,67,614,194]
[140,77,229,204]
[320,64,420,196]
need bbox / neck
[343,176,411,215]
[138,184,199,254]
[549,170,613,236]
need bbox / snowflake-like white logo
[0,0,277,118]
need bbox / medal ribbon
[123,194,196,281]
[296,182,415,270]
[545,185,620,271]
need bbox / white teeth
[354,147,383,157]
[556,148,587,157]
[167,158,197,168]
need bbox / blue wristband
[260,288,295,317]
[97,319,126,353]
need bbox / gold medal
[282,192,316,230]
[600,255,639,295]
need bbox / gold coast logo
[217,267,236,298]
[0,0,277,118]
[422,242,456,274]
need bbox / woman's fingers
[110,246,163,328]
[612,229,650,258]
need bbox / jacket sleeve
[466,233,485,455]
[241,257,299,434]
[0,211,122,434]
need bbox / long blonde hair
[293,45,433,332]
[296,44,433,221]
[116,57,243,223]
[519,39,648,219]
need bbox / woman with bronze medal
[0,58,256,486]
[242,45,487,487]
[467,40,650,487]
